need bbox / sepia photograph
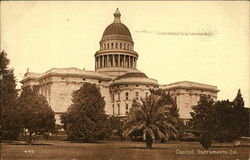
[1,1,249,160]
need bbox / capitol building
[21,9,219,124]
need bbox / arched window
[136,92,139,100]
[120,43,122,49]
[127,44,129,50]
[117,104,120,115]
[107,43,109,49]
[126,104,129,114]
[111,43,113,49]
[104,44,106,49]
[125,92,129,100]
[115,43,118,49]
[118,93,120,101]
[124,43,126,49]
[112,94,115,102]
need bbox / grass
[1,140,249,160]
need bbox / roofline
[161,85,219,92]
[161,80,217,88]
[38,72,112,81]
[110,81,159,87]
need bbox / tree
[18,86,55,144]
[191,91,249,145]
[123,93,179,149]
[190,95,215,132]
[61,83,110,142]
[190,95,214,148]
[150,89,182,140]
[212,100,237,142]
[233,89,244,108]
[0,50,19,140]
[232,89,249,137]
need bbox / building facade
[20,9,219,124]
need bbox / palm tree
[123,94,179,149]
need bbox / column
[135,57,137,68]
[131,56,133,68]
[128,56,131,68]
[130,57,132,68]
[102,56,104,67]
[133,57,135,68]
[101,56,103,68]
[103,56,105,67]
[107,55,109,67]
[104,55,106,67]
[95,57,97,69]
[118,54,120,67]
[98,56,100,68]
[133,57,136,68]
[112,54,115,67]
[131,57,133,68]
[122,55,125,67]
[95,57,98,69]
[126,56,128,67]
[99,56,101,68]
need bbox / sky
[1,1,249,107]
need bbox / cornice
[163,86,219,93]
[95,49,138,57]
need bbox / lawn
[1,140,249,160]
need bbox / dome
[110,71,159,87]
[102,8,132,38]
[102,23,132,38]
[113,72,148,81]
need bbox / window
[136,92,139,100]
[125,84,128,87]
[124,43,126,49]
[118,93,120,101]
[126,92,129,100]
[126,104,129,114]
[136,85,139,87]
[120,43,122,49]
[104,44,106,49]
[112,94,115,102]
[112,104,115,115]
[98,80,102,83]
[117,104,120,115]
[145,92,148,97]
[107,43,109,49]
[82,78,86,81]
[127,44,129,50]
[111,43,113,49]
[115,43,118,48]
